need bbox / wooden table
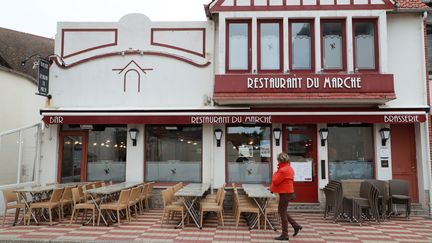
[242,184,276,231]
[174,183,210,229]
[85,182,142,226]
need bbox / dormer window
[226,20,251,73]
[258,20,283,72]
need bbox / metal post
[16,130,23,184]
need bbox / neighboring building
[38,0,432,212]
[0,27,53,132]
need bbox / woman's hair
[277,152,290,163]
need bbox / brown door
[283,125,318,202]
[58,131,88,183]
[390,124,418,202]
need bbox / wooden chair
[200,189,226,227]
[145,182,154,209]
[264,194,279,230]
[60,186,74,220]
[98,189,131,226]
[2,189,26,226]
[29,188,63,225]
[128,186,142,218]
[160,189,186,228]
[233,190,260,229]
[139,183,150,213]
[70,188,96,226]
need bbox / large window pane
[146,125,202,182]
[260,22,280,70]
[20,127,38,183]
[0,133,19,185]
[226,126,271,184]
[229,23,249,70]
[328,125,374,180]
[291,22,312,70]
[323,22,343,70]
[354,22,376,70]
[87,127,127,182]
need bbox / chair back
[161,189,172,207]
[142,183,149,197]
[129,186,141,203]
[218,190,226,207]
[174,182,183,192]
[71,188,80,205]
[118,189,131,205]
[94,182,103,188]
[147,182,154,195]
[2,189,18,205]
[389,179,409,196]
[359,181,371,199]
[78,185,85,198]
[366,179,388,201]
[50,188,64,204]
[61,186,73,201]
[85,184,94,191]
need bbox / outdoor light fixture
[214,128,223,147]
[129,128,139,146]
[319,128,329,146]
[21,54,66,67]
[273,128,282,146]
[379,127,391,146]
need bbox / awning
[41,109,427,125]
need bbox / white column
[202,124,212,186]
[346,16,354,73]
[315,17,322,72]
[213,124,226,188]
[39,125,59,184]
[283,18,289,73]
[252,17,258,73]
[126,124,144,182]
[317,123,328,189]
[218,14,226,74]
[272,124,283,173]
[374,124,392,181]
[378,12,388,73]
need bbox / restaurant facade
[38,0,432,211]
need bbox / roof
[396,0,429,9]
[0,27,54,82]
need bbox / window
[290,20,314,71]
[226,126,272,184]
[87,126,127,182]
[146,125,202,182]
[327,125,374,180]
[353,19,378,71]
[322,20,346,71]
[258,20,282,72]
[227,20,251,72]
[427,25,432,75]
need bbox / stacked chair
[200,186,226,228]
[388,179,411,219]
[98,189,131,226]
[160,187,186,227]
[29,188,63,225]
[70,187,96,226]
[323,180,343,221]
[232,184,260,229]
[2,189,26,225]
[264,194,279,230]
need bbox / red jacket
[270,162,295,194]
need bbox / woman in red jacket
[270,152,302,241]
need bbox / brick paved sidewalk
[0,210,431,243]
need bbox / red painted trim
[321,19,347,72]
[124,69,141,92]
[352,18,380,72]
[257,19,283,73]
[57,131,88,183]
[143,125,203,183]
[226,19,252,73]
[112,60,153,74]
[51,50,211,69]
[289,19,315,72]
[150,28,206,58]
[61,29,118,59]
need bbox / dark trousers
[278,193,300,237]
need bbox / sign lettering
[38,59,50,95]
[247,76,362,90]
[191,115,272,124]
[384,115,419,123]
[49,116,64,124]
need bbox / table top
[175,183,210,197]
[14,182,87,193]
[242,184,275,199]
[85,182,142,195]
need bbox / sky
[0,0,210,39]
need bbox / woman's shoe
[274,235,289,241]
[293,226,303,237]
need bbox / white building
[35,0,432,212]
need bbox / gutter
[204,0,217,20]
[391,8,431,13]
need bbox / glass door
[58,131,88,183]
[284,125,318,202]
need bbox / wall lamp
[273,128,282,146]
[379,127,391,146]
[21,54,66,67]
[129,128,139,146]
[214,128,223,147]
[319,128,329,146]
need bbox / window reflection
[228,22,249,71]
[226,126,271,183]
[354,21,376,70]
[260,22,281,70]
[323,22,343,70]
[291,22,312,70]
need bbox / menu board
[291,160,313,182]
[239,145,253,157]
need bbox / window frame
[289,19,315,73]
[258,19,283,73]
[144,124,203,183]
[321,19,347,72]
[224,125,273,185]
[352,18,379,72]
[226,19,252,73]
